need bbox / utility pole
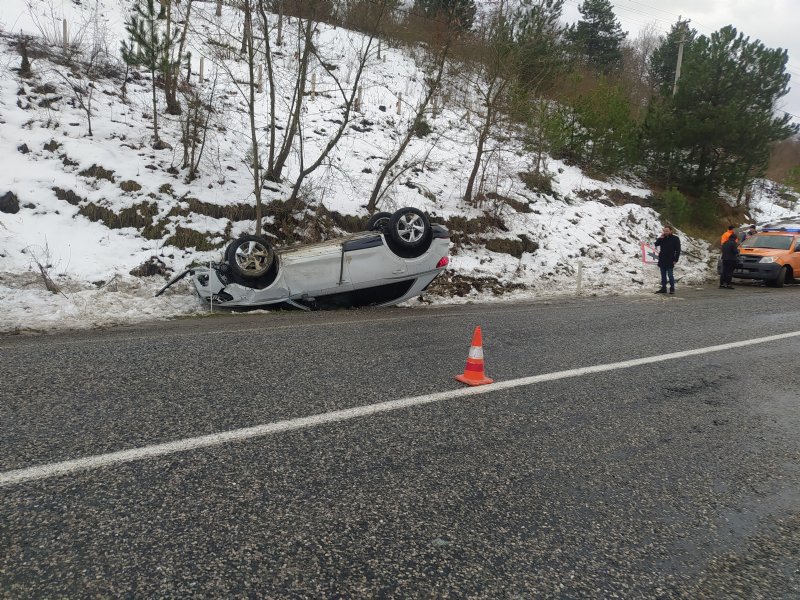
[672,17,690,96]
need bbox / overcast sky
[562,0,800,124]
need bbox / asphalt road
[2,284,800,598]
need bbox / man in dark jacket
[738,224,757,243]
[720,234,739,289]
[654,225,681,294]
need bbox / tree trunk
[168,0,194,115]
[244,0,262,235]
[735,158,755,206]
[696,144,711,192]
[464,76,504,204]
[86,92,93,137]
[18,40,32,78]
[271,18,313,180]
[181,101,191,167]
[189,77,215,180]
[240,4,250,55]
[163,0,178,114]
[463,109,491,204]
[257,0,277,179]
[151,66,160,144]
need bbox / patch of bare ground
[421,272,526,300]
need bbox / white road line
[3,329,800,487]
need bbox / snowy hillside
[0,0,794,333]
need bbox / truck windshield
[741,235,793,250]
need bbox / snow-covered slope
[0,0,793,333]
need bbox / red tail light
[436,256,449,268]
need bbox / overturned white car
[156,207,450,310]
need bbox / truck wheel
[773,266,788,288]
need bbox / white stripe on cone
[468,346,484,359]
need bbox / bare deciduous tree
[366,30,453,213]
[163,0,195,115]
[195,0,268,233]
[285,0,392,203]
[460,8,516,204]
[620,21,660,117]
[268,10,315,181]
[51,10,114,137]
[242,0,265,234]
[180,73,218,181]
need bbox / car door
[791,236,800,276]
[281,240,352,298]
[343,236,407,288]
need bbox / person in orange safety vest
[720,225,737,245]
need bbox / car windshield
[741,235,793,250]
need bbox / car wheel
[774,266,788,288]
[387,207,432,251]
[226,235,274,279]
[366,211,392,232]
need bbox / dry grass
[167,197,257,221]
[78,164,116,182]
[164,226,223,251]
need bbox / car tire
[366,212,392,232]
[387,207,432,253]
[774,266,788,288]
[225,235,274,279]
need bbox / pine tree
[513,0,565,92]
[643,25,799,194]
[413,0,477,31]
[567,0,626,73]
[570,78,636,173]
[120,0,178,148]
[647,20,696,97]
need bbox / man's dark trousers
[660,266,675,290]
[721,260,736,286]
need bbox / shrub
[691,194,718,228]
[519,170,554,194]
[130,256,168,277]
[413,117,432,138]
[784,166,800,194]
[661,187,689,226]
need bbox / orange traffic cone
[455,326,494,386]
